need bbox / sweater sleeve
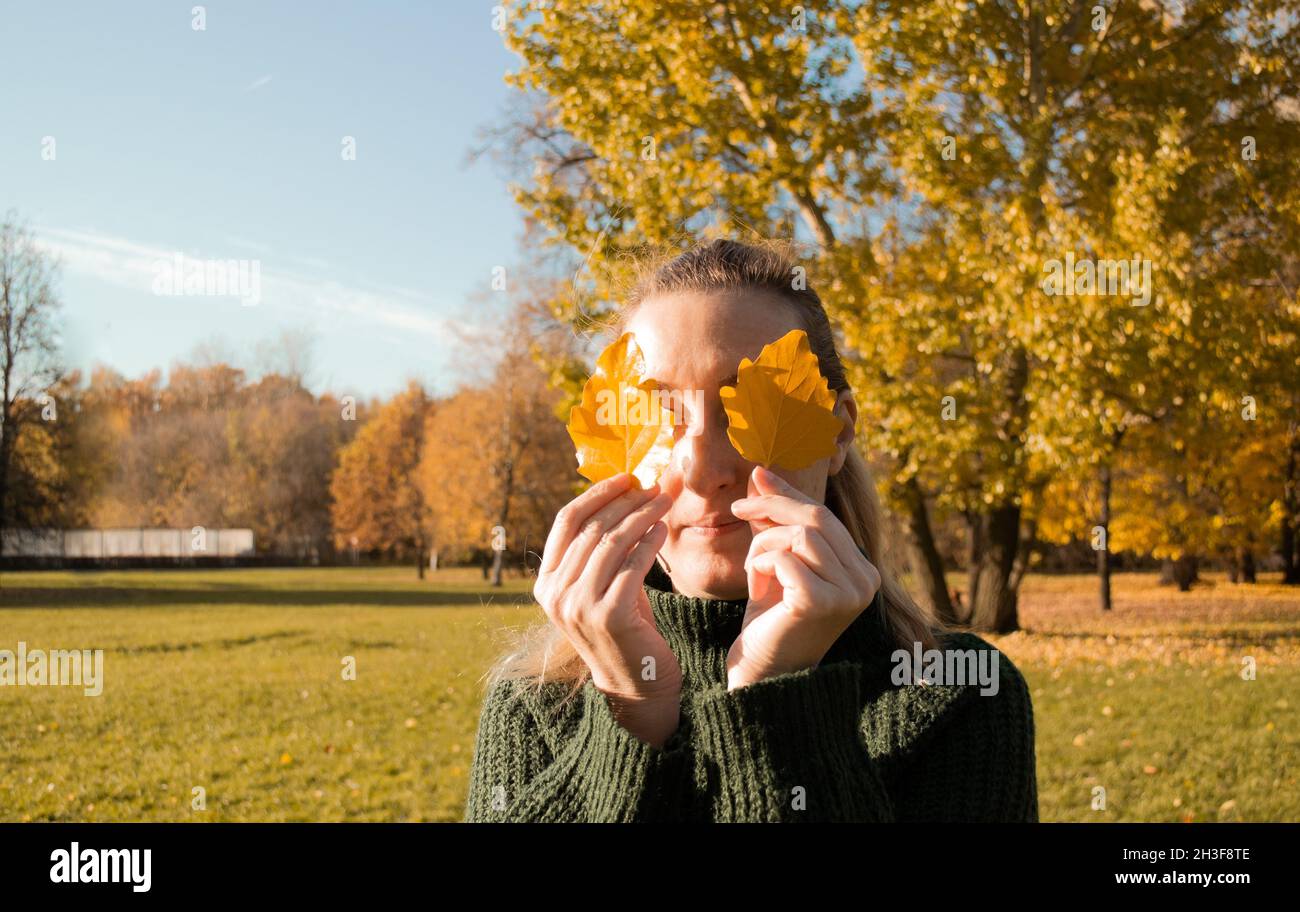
[463,676,694,822]
[880,644,1040,822]
[688,660,895,822]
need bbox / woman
[463,238,1038,822]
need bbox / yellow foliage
[566,332,675,488]
[719,329,842,470]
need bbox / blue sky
[1,1,526,398]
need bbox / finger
[586,491,673,593]
[772,524,875,596]
[731,493,860,569]
[555,484,662,588]
[749,550,836,616]
[750,465,815,503]
[745,542,777,605]
[743,467,808,536]
[745,525,848,587]
[606,519,670,605]
[540,473,635,575]
[743,466,776,534]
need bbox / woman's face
[624,288,857,600]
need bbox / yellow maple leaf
[566,332,675,488]
[719,329,842,470]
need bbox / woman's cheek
[659,466,685,500]
[779,463,827,502]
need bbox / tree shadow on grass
[0,586,535,610]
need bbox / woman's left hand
[726,465,882,691]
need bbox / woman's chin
[666,554,748,600]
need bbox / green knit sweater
[463,562,1039,822]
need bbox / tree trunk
[1284,417,1300,584]
[965,511,983,624]
[895,477,956,624]
[1283,519,1298,584]
[416,544,425,580]
[490,548,505,587]
[1236,548,1256,584]
[1173,555,1198,592]
[1009,516,1036,593]
[490,372,517,588]
[1098,463,1112,611]
[0,421,11,563]
[0,328,15,566]
[490,457,515,589]
[968,504,1021,632]
[1159,558,1175,585]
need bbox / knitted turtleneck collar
[642,558,895,689]
[640,559,997,765]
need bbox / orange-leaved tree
[330,381,433,576]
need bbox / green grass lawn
[0,566,1296,821]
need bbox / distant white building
[1,528,255,559]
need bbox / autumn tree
[330,381,433,576]
[72,366,165,527]
[418,300,578,585]
[56,343,357,562]
[0,213,63,551]
[495,0,1300,630]
[1033,44,1300,603]
[3,373,84,529]
[227,374,352,560]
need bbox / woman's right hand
[534,472,682,747]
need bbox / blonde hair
[482,238,943,706]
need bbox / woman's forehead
[625,289,801,385]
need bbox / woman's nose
[674,414,745,496]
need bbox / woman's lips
[682,519,746,538]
